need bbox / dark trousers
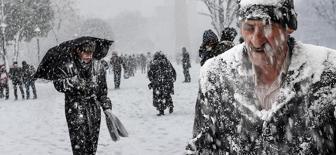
[12,81,24,99]
[0,83,9,99]
[153,88,173,111]
[65,98,101,155]
[24,80,37,99]
[113,69,121,88]
[183,68,191,82]
[141,66,146,74]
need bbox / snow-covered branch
[201,0,238,35]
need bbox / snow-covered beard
[246,43,275,65]
[246,31,287,65]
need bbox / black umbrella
[34,36,113,80]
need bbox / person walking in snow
[182,47,191,82]
[110,52,123,89]
[52,40,113,155]
[0,64,9,99]
[33,36,130,155]
[188,0,336,154]
[9,61,25,100]
[22,61,37,99]
[198,30,220,66]
[140,54,147,74]
[148,52,176,116]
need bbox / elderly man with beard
[188,0,336,154]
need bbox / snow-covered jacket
[191,40,336,154]
[53,59,112,111]
[148,54,176,93]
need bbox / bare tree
[313,0,336,30]
[51,0,80,43]
[200,0,239,35]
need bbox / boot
[169,107,174,114]
[157,110,165,116]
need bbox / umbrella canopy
[34,36,113,80]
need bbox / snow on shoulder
[294,42,336,83]
[239,0,284,8]
[199,43,245,92]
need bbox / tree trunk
[14,28,23,62]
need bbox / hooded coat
[191,39,336,154]
[199,30,219,66]
[148,53,176,111]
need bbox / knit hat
[22,61,27,66]
[220,27,238,42]
[237,0,297,30]
[202,30,219,46]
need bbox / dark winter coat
[53,58,112,111]
[9,67,23,84]
[199,30,219,66]
[110,54,123,72]
[53,58,111,154]
[182,51,191,70]
[148,54,176,94]
[191,40,336,154]
[34,36,113,155]
[22,64,36,83]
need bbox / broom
[104,110,129,141]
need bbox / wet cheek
[241,32,252,43]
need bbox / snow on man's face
[79,51,93,64]
[241,19,289,68]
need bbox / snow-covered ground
[0,63,200,155]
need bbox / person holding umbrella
[34,36,128,155]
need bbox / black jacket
[22,64,36,83]
[9,67,23,83]
[53,59,112,111]
[110,55,123,71]
[182,51,191,69]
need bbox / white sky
[76,0,167,19]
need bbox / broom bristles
[105,112,120,141]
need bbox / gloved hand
[67,75,85,88]
[104,109,129,142]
